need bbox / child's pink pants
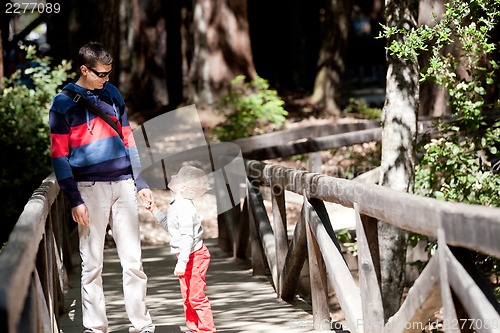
[178,244,216,333]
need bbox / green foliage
[381,0,500,299]
[381,0,500,207]
[214,75,288,141]
[0,45,74,240]
[342,98,382,119]
[337,228,358,256]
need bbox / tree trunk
[418,0,450,117]
[91,0,121,83]
[378,0,419,321]
[188,0,257,106]
[121,0,167,114]
[309,0,352,116]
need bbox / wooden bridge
[1,120,500,332]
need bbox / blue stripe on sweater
[69,136,128,167]
[52,156,74,180]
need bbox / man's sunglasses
[86,66,112,78]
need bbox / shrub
[381,0,500,206]
[214,75,288,141]
[342,98,381,119]
[381,0,500,298]
[0,45,74,242]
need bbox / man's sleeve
[49,96,83,207]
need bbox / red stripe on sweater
[50,133,70,158]
[69,117,120,147]
[122,125,135,148]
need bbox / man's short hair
[77,41,113,70]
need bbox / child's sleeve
[152,207,168,231]
[174,203,197,272]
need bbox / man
[49,41,154,333]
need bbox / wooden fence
[217,159,500,332]
[0,174,74,333]
[2,119,500,332]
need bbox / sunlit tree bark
[378,0,419,321]
[188,0,257,105]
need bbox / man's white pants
[77,179,154,333]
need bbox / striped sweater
[49,82,146,207]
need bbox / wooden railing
[218,159,500,332]
[0,174,74,333]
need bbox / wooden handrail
[0,173,74,333]
[219,159,500,332]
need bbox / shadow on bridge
[59,238,315,333]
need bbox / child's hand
[174,268,185,277]
[143,199,155,212]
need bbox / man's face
[83,62,112,90]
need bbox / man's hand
[138,188,153,206]
[71,203,89,226]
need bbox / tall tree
[378,0,419,320]
[188,0,257,105]
[123,0,169,115]
[309,0,353,116]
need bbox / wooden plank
[36,232,51,321]
[59,193,74,279]
[437,228,460,333]
[247,179,278,287]
[245,160,500,258]
[233,120,380,153]
[247,182,267,276]
[353,166,380,184]
[50,196,66,316]
[305,197,362,333]
[243,127,382,160]
[385,254,441,333]
[305,200,331,331]
[271,184,288,296]
[236,198,250,260]
[0,174,59,333]
[34,269,54,333]
[354,203,384,332]
[17,275,38,333]
[308,151,322,173]
[281,205,308,302]
[445,245,500,333]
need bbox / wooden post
[247,180,267,276]
[437,228,460,333]
[308,151,322,173]
[236,198,250,260]
[304,201,331,331]
[281,205,307,302]
[271,184,288,296]
[354,203,383,332]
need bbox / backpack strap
[60,89,123,139]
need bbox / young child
[144,165,216,333]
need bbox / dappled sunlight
[60,239,315,332]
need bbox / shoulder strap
[60,89,123,139]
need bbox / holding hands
[139,189,155,212]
